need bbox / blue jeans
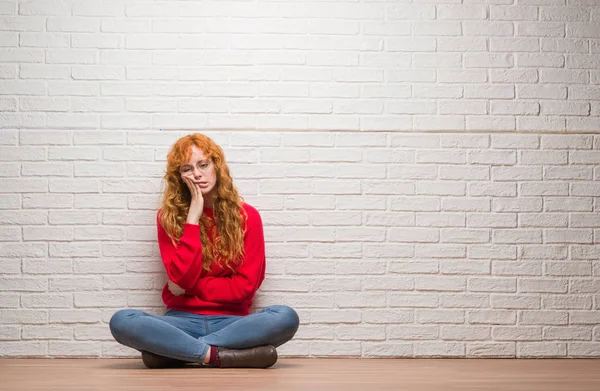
[109,305,300,363]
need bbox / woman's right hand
[182,176,204,225]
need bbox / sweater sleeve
[157,211,204,289]
[185,205,266,304]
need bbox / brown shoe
[141,351,187,369]
[217,345,277,369]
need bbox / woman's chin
[200,188,216,198]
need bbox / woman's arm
[157,211,204,290]
[185,205,266,303]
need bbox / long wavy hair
[159,133,245,272]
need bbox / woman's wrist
[186,210,203,225]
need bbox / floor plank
[1,358,600,391]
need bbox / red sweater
[157,203,266,316]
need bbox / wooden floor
[1,358,600,391]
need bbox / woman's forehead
[184,146,207,163]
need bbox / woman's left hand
[167,280,185,296]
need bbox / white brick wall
[0,1,598,130]
[1,131,600,359]
[1,0,600,359]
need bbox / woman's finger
[183,177,196,198]
[189,178,198,199]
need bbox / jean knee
[109,309,142,340]
[270,305,300,335]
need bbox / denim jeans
[109,305,300,363]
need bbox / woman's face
[179,146,217,201]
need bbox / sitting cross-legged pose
[109,133,299,369]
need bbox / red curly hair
[159,133,245,272]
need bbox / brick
[468,342,515,358]
[492,295,540,309]
[310,310,361,324]
[74,195,126,209]
[74,292,127,308]
[518,22,565,38]
[0,309,47,324]
[286,261,334,275]
[74,325,114,341]
[0,295,19,308]
[568,343,600,357]
[363,309,413,324]
[294,325,335,341]
[491,6,538,21]
[441,228,489,243]
[518,342,567,357]
[336,292,386,308]
[336,325,385,340]
[493,326,542,341]
[519,279,568,293]
[49,309,101,324]
[0,325,21,341]
[0,227,20,241]
[23,194,73,209]
[49,243,101,258]
[542,37,588,53]
[22,259,72,274]
[570,311,600,325]
[0,342,47,357]
[49,341,101,357]
[543,295,592,310]
[417,309,464,324]
[414,342,464,357]
[388,325,438,340]
[21,293,72,308]
[441,325,491,341]
[519,310,568,325]
[23,227,73,241]
[0,243,46,258]
[363,343,413,358]
[310,342,360,357]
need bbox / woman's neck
[204,195,216,209]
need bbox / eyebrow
[180,160,210,168]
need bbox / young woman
[109,133,299,369]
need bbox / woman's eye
[200,164,209,169]
[182,167,191,172]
